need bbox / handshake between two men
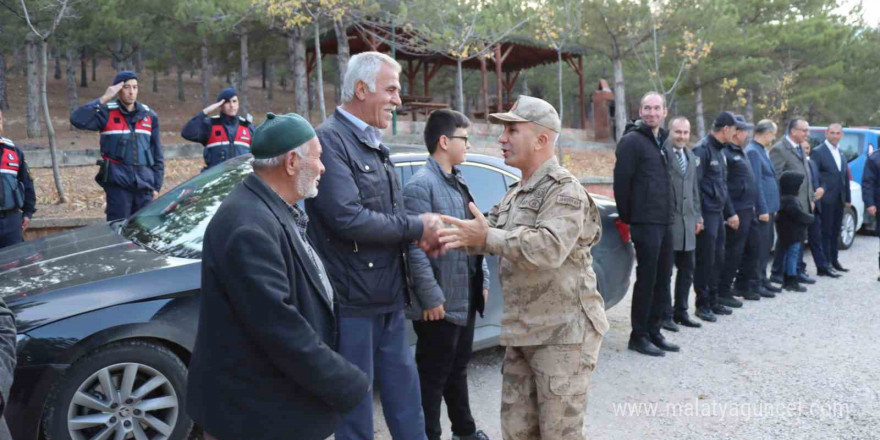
[416,203,490,257]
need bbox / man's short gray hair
[755,119,777,135]
[252,142,308,170]
[341,52,401,103]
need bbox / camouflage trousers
[500,328,603,440]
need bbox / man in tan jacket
[439,96,608,440]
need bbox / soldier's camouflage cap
[488,95,562,133]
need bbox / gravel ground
[369,233,880,440]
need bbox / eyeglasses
[448,135,470,144]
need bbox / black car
[5,153,633,440]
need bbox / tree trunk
[79,47,87,87]
[65,48,78,117]
[267,59,275,102]
[133,45,143,74]
[0,51,8,111]
[176,58,185,102]
[288,29,308,116]
[92,55,97,81]
[455,58,464,112]
[26,33,41,138]
[239,31,249,116]
[612,54,626,141]
[14,48,25,77]
[53,47,62,80]
[557,49,564,125]
[694,74,706,138]
[745,88,754,123]
[333,18,349,103]
[40,40,66,203]
[261,58,267,89]
[314,22,326,121]
[201,37,210,108]
[152,65,159,93]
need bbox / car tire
[839,208,856,250]
[42,340,192,440]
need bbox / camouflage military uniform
[473,156,608,440]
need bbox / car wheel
[43,340,192,440]
[839,208,856,250]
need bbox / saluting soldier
[181,87,253,169]
[70,71,164,221]
[0,109,36,249]
[438,96,608,440]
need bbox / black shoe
[769,273,783,284]
[673,312,703,328]
[755,285,776,298]
[712,304,733,315]
[783,275,807,292]
[695,307,717,322]
[736,289,761,301]
[717,296,743,308]
[763,282,782,293]
[650,334,680,352]
[661,318,680,332]
[628,336,665,357]
[454,430,491,440]
[797,273,816,284]
[831,261,849,272]
[817,267,841,278]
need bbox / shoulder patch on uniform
[106,102,119,109]
[548,167,574,182]
[210,115,221,119]
[556,194,582,208]
[141,103,151,112]
[0,137,13,147]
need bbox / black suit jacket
[187,173,370,440]
[812,143,851,207]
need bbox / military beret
[251,113,316,159]
[113,70,138,85]
[217,87,237,102]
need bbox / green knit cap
[251,112,316,159]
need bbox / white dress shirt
[825,140,843,171]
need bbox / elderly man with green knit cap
[187,112,370,440]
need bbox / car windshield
[121,156,252,259]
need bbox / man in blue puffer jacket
[70,71,164,221]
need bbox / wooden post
[495,44,503,112]
[424,61,430,96]
[578,56,585,131]
[479,57,489,119]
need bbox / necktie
[796,145,804,159]
[677,150,686,174]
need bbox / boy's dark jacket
[775,171,814,246]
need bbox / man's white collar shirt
[825,139,842,170]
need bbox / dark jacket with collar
[745,140,779,215]
[613,120,672,225]
[187,174,370,440]
[404,157,489,326]
[664,139,701,251]
[777,172,814,246]
[863,150,880,208]
[693,134,734,217]
[305,109,424,317]
[811,142,851,207]
[722,142,759,213]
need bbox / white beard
[296,170,319,199]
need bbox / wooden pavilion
[306,25,591,129]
